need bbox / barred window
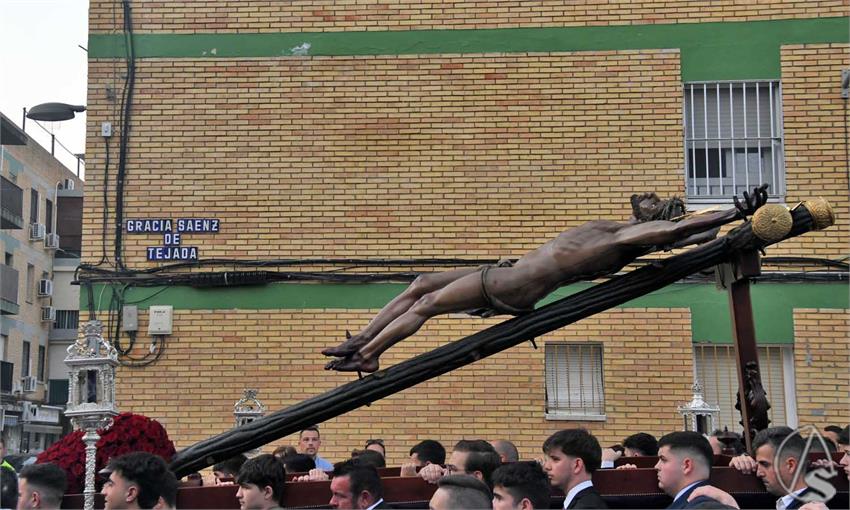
[694,344,792,429]
[53,310,79,330]
[545,343,605,420]
[684,81,785,202]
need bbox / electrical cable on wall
[112,0,136,271]
[81,1,846,369]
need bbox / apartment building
[1,113,84,454]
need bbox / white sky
[0,0,89,177]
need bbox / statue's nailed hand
[733,184,769,219]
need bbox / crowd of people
[0,424,847,510]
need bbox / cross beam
[170,203,829,477]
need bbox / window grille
[53,310,79,330]
[545,343,605,418]
[694,344,790,430]
[683,81,785,201]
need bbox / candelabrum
[678,380,720,434]
[234,389,266,458]
[64,320,119,510]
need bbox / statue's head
[630,193,686,222]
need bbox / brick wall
[89,1,848,33]
[115,307,693,464]
[793,309,850,427]
[777,43,850,259]
[84,50,683,268]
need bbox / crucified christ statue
[323,185,769,373]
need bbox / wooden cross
[716,250,771,453]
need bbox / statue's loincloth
[466,261,535,318]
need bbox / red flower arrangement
[36,412,176,495]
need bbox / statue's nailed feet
[321,330,370,358]
[324,352,380,373]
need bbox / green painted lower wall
[85,281,848,344]
[88,17,849,81]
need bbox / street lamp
[23,103,86,160]
[25,102,86,122]
[64,320,119,510]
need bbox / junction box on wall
[148,305,173,335]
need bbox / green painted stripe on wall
[88,17,849,80]
[85,281,848,344]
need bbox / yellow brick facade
[89,1,847,33]
[778,43,850,258]
[117,308,693,463]
[84,50,684,267]
[793,309,850,427]
[79,3,848,462]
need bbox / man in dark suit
[329,460,391,509]
[543,429,608,509]
[654,431,717,509]
[690,426,841,510]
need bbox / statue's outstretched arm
[616,184,768,248]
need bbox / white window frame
[544,342,606,421]
[683,80,786,206]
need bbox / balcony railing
[1,175,23,229]
[0,264,19,315]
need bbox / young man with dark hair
[235,454,286,510]
[419,439,501,490]
[429,475,492,510]
[624,432,659,457]
[299,426,333,470]
[602,432,659,468]
[542,429,607,509]
[824,426,843,448]
[492,461,550,510]
[654,431,715,509]
[281,453,316,474]
[839,433,849,482]
[410,440,446,466]
[152,470,178,510]
[1,468,18,510]
[17,463,67,509]
[401,439,446,477]
[350,450,385,469]
[213,454,248,484]
[100,452,169,510]
[329,460,388,510]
